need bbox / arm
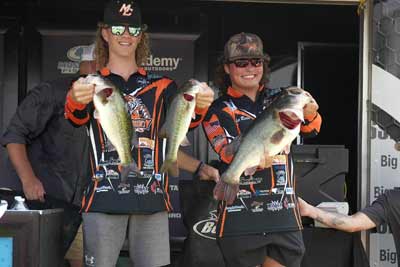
[64,77,93,127]
[298,197,376,232]
[0,83,59,201]
[177,150,220,182]
[189,82,215,129]
[202,109,239,164]
[7,144,45,201]
[300,98,322,137]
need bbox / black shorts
[217,230,305,267]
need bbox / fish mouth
[279,109,303,130]
[183,93,195,102]
[96,87,114,98]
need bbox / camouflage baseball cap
[224,32,265,62]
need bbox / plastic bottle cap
[14,196,25,202]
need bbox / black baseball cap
[102,0,147,30]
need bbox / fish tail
[221,171,240,185]
[120,160,139,184]
[160,159,179,177]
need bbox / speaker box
[292,145,348,206]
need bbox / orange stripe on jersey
[234,109,255,120]
[203,114,234,164]
[219,206,228,237]
[85,180,98,212]
[190,106,208,128]
[222,106,241,134]
[137,147,141,169]
[285,155,302,229]
[96,120,105,152]
[163,175,173,211]
[137,78,172,98]
[82,152,96,212]
[138,67,147,76]
[301,112,322,133]
[227,87,244,98]
[154,98,164,173]
[81,195,86,212]
[226,85,264,98]
[151,90,164,138]
[249,183,256,193]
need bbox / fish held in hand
[86,74,138,185]
[221,87,316,186]
[159,79,202,177]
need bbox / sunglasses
[229,58,264,68]
[109,25,142,37]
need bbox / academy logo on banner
[143,55,182,72]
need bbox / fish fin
[159,124,168,139]
[224,136,242,156]
[105,141,115,152]
[131,131,139,148]
[160,159,179,177]
[119,160,139,184]
[260,149,273,169]
[244,166,258,176]
[283,144,291,154]
[221,172,240,185]
[180,136,191,147]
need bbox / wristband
[194,161,204,177]
[303,112,318,126]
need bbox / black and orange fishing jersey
[65,68,207,214]
[202,86,322,237]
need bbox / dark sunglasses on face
[230,58,264,68]
[110,25,142,37]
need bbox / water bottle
[10,196,29,211]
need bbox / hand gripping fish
[85,74,138,186]
[214,87,317,204]
[159,79,202,177]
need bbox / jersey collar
[226,85,265,98]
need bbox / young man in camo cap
[202,32,321,267]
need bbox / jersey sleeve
[1,82,58,146]
[300,112,322,138]
[64,89,90,127]
[202,104,240,164]
[360,194,388,227]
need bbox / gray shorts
[82,211,170,267]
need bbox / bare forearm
[6,143,36,183]
[309,206,372,232]
[312,208,351,231]
[177,149,201,173]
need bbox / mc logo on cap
[119,3,133,16]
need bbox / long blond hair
[94,23,151,69]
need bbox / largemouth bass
[159,79,202,177]
[85,74,138,185]
[221,87,316,185]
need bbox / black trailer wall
[0,0,360,250]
